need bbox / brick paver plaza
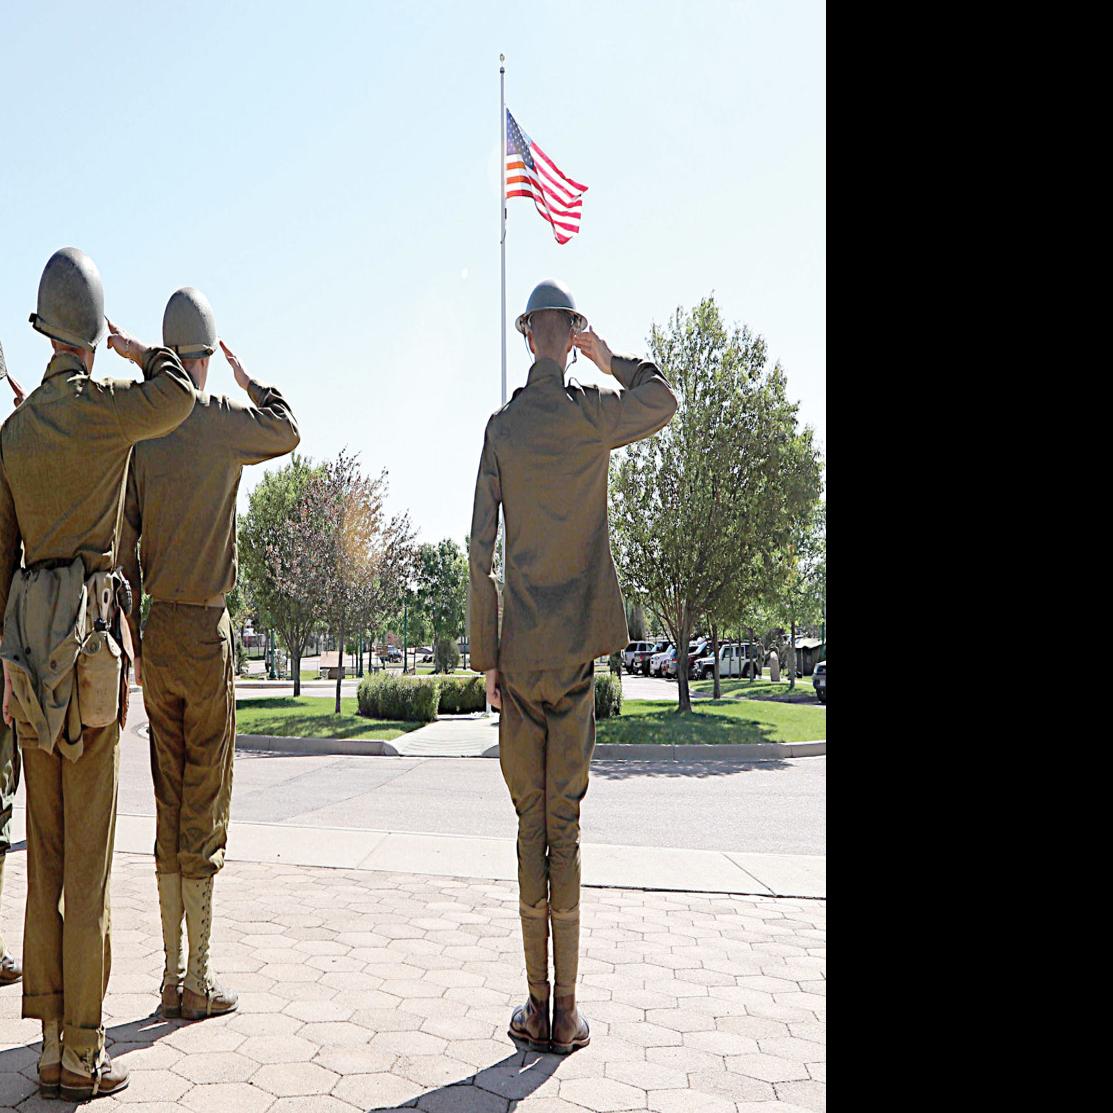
[0,852,825,1112]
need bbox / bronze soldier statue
[469,279,677,1053]
[119,287,299,1020]
[0,248,196,1100]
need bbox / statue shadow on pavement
[367,1046,564,1111]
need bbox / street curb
[236,733,826,760]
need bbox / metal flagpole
[498,53,508,588]
[499,53,507,408]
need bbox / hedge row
[357,674,440,723]
[358,670,623,722]
[357,672,486,721]
[594,672,622,719]
[437,674,486,714]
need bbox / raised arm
[220,341,301,463]
[468,420,502,674]
[118,456,143,665]
[574,327,678,448]
[105,320,196,443]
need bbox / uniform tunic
[0,347,195,1069]
[119,378,299,878]
[468,354,676,994]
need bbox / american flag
[505,109,588,245]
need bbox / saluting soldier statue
[0,248,196,1101]
[119,287,300,1021]
[469,280,677,1054]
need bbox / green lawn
[596,698,825,745]
[689,676,821,701]
[235,697,423,741]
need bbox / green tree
[611,296,822,712]
[239,454,324,696]
[765,502,826,689]
[415,539,468,671]
[310,451,418,713]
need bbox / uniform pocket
[77,630,122,729]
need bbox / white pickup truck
[693,643,761,680]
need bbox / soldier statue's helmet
[515,279,587,336]
[29,247,106,351]
[163,287,217,358]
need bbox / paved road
[108,698,825,857]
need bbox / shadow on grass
[235,697,423,740]
[690,678,822,703]
[598,701,786,746]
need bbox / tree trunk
[335,613,346,714]
[292,648,302,697]
[711,622,721,700]
[676,617,692,713]
[748,624,756,684]
[788,619,796,691]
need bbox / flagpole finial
[500,52,505,71]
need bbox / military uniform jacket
[0,348,196,631]
[120,377,300,654]
[468,355,677,673]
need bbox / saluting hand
[572,327,615,376]
[7,374,26,408]
[220,339,251,392]
[106,319,149,367]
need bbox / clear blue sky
[0,0,825,547]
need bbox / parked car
[693,642,761,680]
[648,640,673,677]
[385,646,402,663]
[813,660,826,703]
[623,641,654,673]
[666,639,708,680]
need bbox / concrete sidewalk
[0,852,826,1113]
[9,809,825,900]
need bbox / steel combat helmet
[29,247,106,350]
[515,279,587,335]
[163,287,217,358]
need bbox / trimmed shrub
[438,674,486,714]
[434,636,461,674]
[594,671,622,719]
[358,674,440,723]
[607,651,623,674]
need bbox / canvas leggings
[0,721,22,956]
[142,603,236,879]
[19,719,119,1071]
[498,661,595,996]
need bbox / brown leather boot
[38,1062,61,1099]
[0,951,21,985]
[59,1056,130,1101]
[161,983,183,1019]
[182,983,238,1021]
[551,993,590,1055]
[38,1020,61,1097]
[508,991,551,1052]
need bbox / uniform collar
[42,351,88,383]
[526,357,565,386]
